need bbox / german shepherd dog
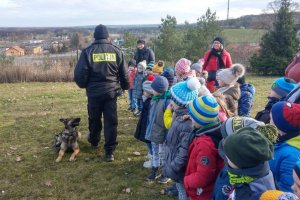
[54,118,81,162]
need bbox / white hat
[217,63,245,85]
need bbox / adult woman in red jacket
[203,37,232,92]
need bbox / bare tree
[267,0,299,13]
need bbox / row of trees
[122,0,299,76]
[250,0,299,75]
[123,8,222,66]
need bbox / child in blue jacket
[145,76,170,183]
[212,117,278,200]
[236,75,255,117]
[223,127,275,200]
[255,77,296,123]
[270,101,300,192]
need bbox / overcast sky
[0,0,274,27]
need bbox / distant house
[25,46,42,55]
[5,46,25,56]
[114,39,124,46]
[41,41,52,50]
[29,40,44,44]
[51,41,64,51]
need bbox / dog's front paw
[69,157,76,162]
[56,158,62,162]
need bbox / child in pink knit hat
[175,58,194,82]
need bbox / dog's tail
[53,133,62,153]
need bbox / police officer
[74,24,129,162]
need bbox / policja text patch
[93,53,116,62]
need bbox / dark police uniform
[74,24,129,159]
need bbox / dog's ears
[59,118,68,124]
[59,118,80,127]
[69,118,81,127]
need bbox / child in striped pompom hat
[183,95,223,200]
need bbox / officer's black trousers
[87,92,118,154]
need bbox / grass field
[0,76,276,199]
[222,29,267,43]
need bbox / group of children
[128,56,300,200]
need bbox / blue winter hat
[170,77,200,107]
[188,95,219,126]
[271,101,300,138]
[151,76,169,94]
[162,67,175,85]
[271,77,297,98]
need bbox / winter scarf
[152,90,170,102]
[206,48,225,70]
[228,171,256,185]
[227,162,270,185]
[193,120,221,137]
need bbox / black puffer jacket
[134,47,155,65]
[74,39,129,97]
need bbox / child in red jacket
[128,59,137,112]
[184,95,224,200]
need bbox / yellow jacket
[164,108,173,129]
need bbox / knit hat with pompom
[188,95,219,126]
[217,63,245,85]
[147,75,155,82]
[259,190,299,200]
[271,101,300,142]
[224,127,274,169]
[175,58,192,78]
[170,77,200,107]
